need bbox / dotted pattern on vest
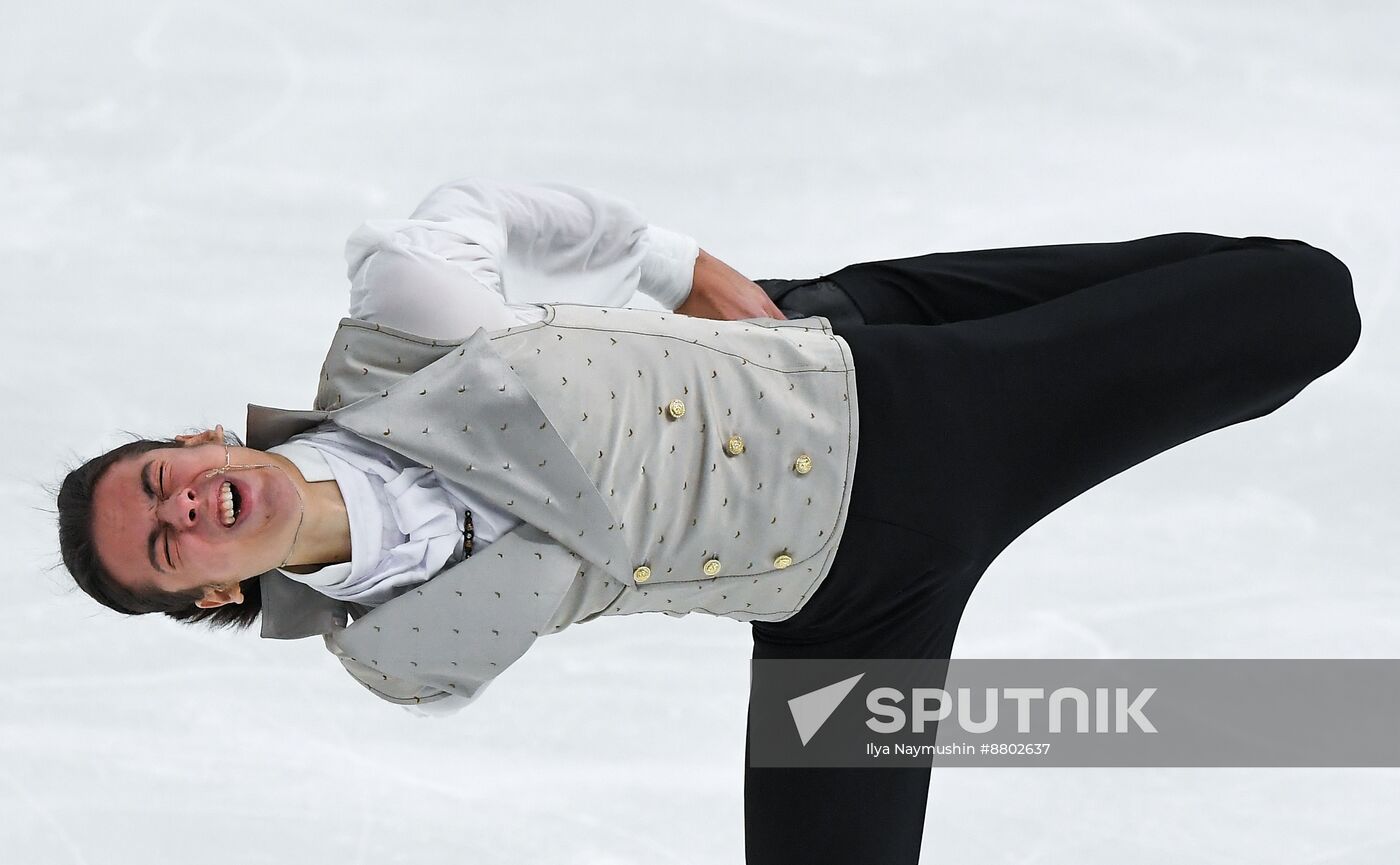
[314,304,860,701]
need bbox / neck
[260,452,352,568]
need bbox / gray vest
[245,303,860,707]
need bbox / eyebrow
[140,460,169,575]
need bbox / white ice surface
[3,1,1398,862]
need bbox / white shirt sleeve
[344,178,700,340]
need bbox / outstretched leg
[830,234,1362,562]
[764,231,1285,327]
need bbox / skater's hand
[676,248,788,321]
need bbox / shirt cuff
[637,224,700,310]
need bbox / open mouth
[218,480,243,528]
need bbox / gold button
[725,434,745,455]
[633,565,652,583]
[703,558,722,576]
[667,398,686,418]
[773,553,793,569]
[793,454,813,474]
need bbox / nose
[159,484,202,530]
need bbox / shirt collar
[268,440,335,482]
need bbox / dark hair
[55,432,263,632]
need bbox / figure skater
[54,179,1362,864]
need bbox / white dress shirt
[344,177,699,337]
[266,430,519,605]
[269,178,700,716]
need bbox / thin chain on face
[200,444,307,573]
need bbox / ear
[175,424,226,448]
[195,579,244,609]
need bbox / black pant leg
[816,231,1255,325]
[744,235,1361,864]
[835,236,1361,562]
[744,526,982,865]
[759,232,1242,328]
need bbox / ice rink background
[4,1,1398,862]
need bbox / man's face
[90,427,305,607]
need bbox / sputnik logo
[788,674,865,746]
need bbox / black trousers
[743,233,1363,864]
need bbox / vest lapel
[328,324,631,574]
[246,405,330,451]
[244,323,632,641]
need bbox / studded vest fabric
[245,302,859,706]
[491,304,859,624]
